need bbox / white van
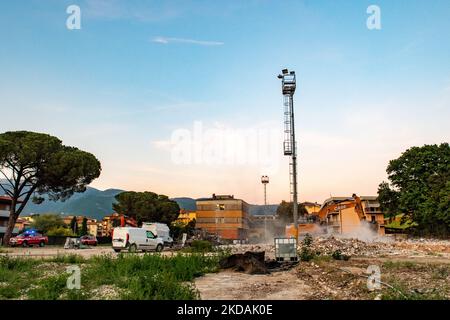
[141,222,173,246]
[112,227,164,253]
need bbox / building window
[371,215,376,223]
[217,204,225,211]
[0,204,11,211]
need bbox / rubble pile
[220,237,450,258]
[309,237,391,257]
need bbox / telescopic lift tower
[277,69,299,239]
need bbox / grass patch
[0,256,41,299]
[181,240,214,253]
[82,253,222,300]
[0,251,227,300]
[382,260,420,270]
[381,279,448,300]
[48,254,85,264]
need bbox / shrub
[299,234,315,262]
[188,240,213,253]
[49,254,85,264]
[331,250,350,261]
[47,226,75,236]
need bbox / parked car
[112,227,164,253]
[80,235,98,246]
[9,233,48,247]
[141,222,174,247]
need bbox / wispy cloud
[152,36,224,46]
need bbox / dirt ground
[196,237,450,300]
[0,245,175,258]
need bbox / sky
[0,0,449,205]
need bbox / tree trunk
[2,206,17,246]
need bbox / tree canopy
[0,131,101,244]
[276,200,308,223]
[378,143,450,236]
[113,191,180,225]
[30,214,65,234]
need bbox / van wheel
[113,249,121,253]
[22,241,28,248]
[128,244,137,253]
[156,244,163,252]
[39,241,45,247]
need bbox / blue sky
[1,0,449,204]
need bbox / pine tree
[70,216,78,235]
[81,217,88,236]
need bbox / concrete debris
[220,236,450,259]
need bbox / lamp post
[261,175,269,243]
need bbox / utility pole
[261,175,269,242]
[277,69,299,240]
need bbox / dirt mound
[219,251,269,274]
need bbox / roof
[196,194,247,203]
[0,195,22,203]
[320,195,379,210]
[301,201,321,207]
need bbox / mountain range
[0,181,278,220]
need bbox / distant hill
[21,187,124,220]
[249,204,278,216]
[172,197,197,211]
[1,179,278,219]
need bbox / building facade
[302,202,321,215]
[320,195,385,235]
[62,215,98,236]
[196,194,249,240]
[174,209,197,226]
[0,196,20,240]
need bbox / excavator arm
[316,194,365,222]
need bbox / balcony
[0,209,10,218]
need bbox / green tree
[113,191,180,225]
[170,218,196,240]
[276,200,308,223]
[378,143,450,236]
[30,214,64,234]
[377,181,400,221]
[70,216,78,235]
[80,217,88,236]
[47,226,74,236]
[0,131,101,245]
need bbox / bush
[299,234,315,262]
[30,214,65,234]
[331,250,350,261]
[47,226,75,236]
[188,240,213,253]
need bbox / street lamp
[261,175,269,243]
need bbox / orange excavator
[316,194,366,223]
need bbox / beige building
[196,194,249,240]
[302,202,321,215]
[319,195,385,235]
[62,215,98,236]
